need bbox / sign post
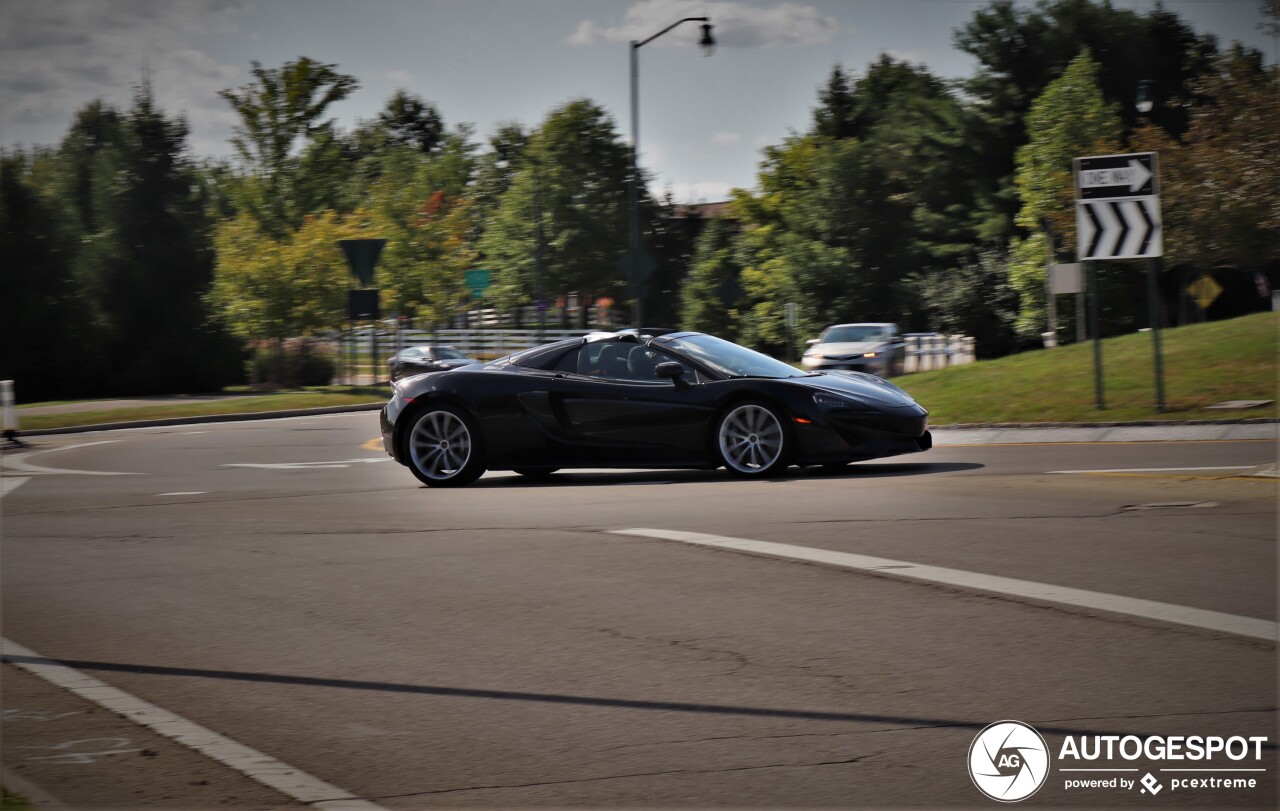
[1074,152,1164,411]
[339,238,387,385]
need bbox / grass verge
[15,386,389,431]
[10,314,1276,431]
[896,312,1277,424]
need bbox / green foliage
[1132,48,1279,272]
[477,100,631,309]
[1010,49,1121,336]
[209,210,358,341]
[956,0,1224,238]
[218,57,359,235]
[680,218,742,340]
[2,84,242,399]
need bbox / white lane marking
[158,491,208,496]
[1,637,387,810]
[1,477,31,498]
[1049,465,1255,474]
[224,458,391,470]
[611,529,1277,641]
[182,431,209,435]
[1,440,138,476]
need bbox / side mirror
[655,362,685,380]
[806,338,820,346]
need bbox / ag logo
[968,720,1050,802]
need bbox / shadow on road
[471,462,984,488]
[6,654,1268,748]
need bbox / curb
[935,418,1277,430]
[15,402,385,437]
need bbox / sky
[1,0,1273,202]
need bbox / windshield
[822,326,888,343]
[663,334,805,379]
[434,347,467,360]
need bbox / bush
[249,338,335,387]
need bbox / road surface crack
[375,752,882,798]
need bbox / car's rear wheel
[715,402,790,477]
[403,404,486,487]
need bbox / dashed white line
[158,491,209,496]
[1,637,386,811]
[610,529,1276,641]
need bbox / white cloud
[710,131,740,145]
[569,0,840,48]
[0,0,247,149]
[386,69,414,85]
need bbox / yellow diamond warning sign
[1187,275,1223,310]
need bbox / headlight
[863,352,878,359]
[804,352,823,359]
[812,392,872,411]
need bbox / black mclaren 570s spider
[380,330,932,487]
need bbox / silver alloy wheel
[717,403,784,474]
[408,409,472,480]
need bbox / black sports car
[380,330,931,487]
[387,345,477,381]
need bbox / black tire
[512,468,559,479]
[401,403,486,487]
[714,401,792,477]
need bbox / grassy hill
[896,312,1277,425]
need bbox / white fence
[903,335,976,373]
[341,328,975,376]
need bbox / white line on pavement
[223,458,391,470]
[0,440,139,476]
[158,491,209,496]
[610,529,1277,641]
[1,477,31,498]
[1048,465,1255,474]
[1,637,386,811]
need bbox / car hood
[810,341,888,355]
[801,370,923,410]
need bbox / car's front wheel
[403,404,486,487]
[715,402,791,477]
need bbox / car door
[527,342,717,465]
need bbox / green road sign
[465,269,492,299]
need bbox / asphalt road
[1,413,1275,808]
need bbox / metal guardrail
[903,335,976,373]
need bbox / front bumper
[801,356,890,376]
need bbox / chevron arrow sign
[1076,197,1162,260]
[1073,152,1162,260]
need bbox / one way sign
[1074,152,1162,260]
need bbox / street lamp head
[1135,79,1154,114]
[699,22,715,56]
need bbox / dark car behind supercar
[380,330,931,487]
[388,345,477,381]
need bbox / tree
[1132,46,1279,273]
[0,149,89,401]
[378,90,445,154]
[7,85,243,397]
[477,100,631,309]
[218,57,359,235]
[680,217,743,340]
[1009,49,1121,337]
[955,0,1221,239]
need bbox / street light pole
[628,17,714,329]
